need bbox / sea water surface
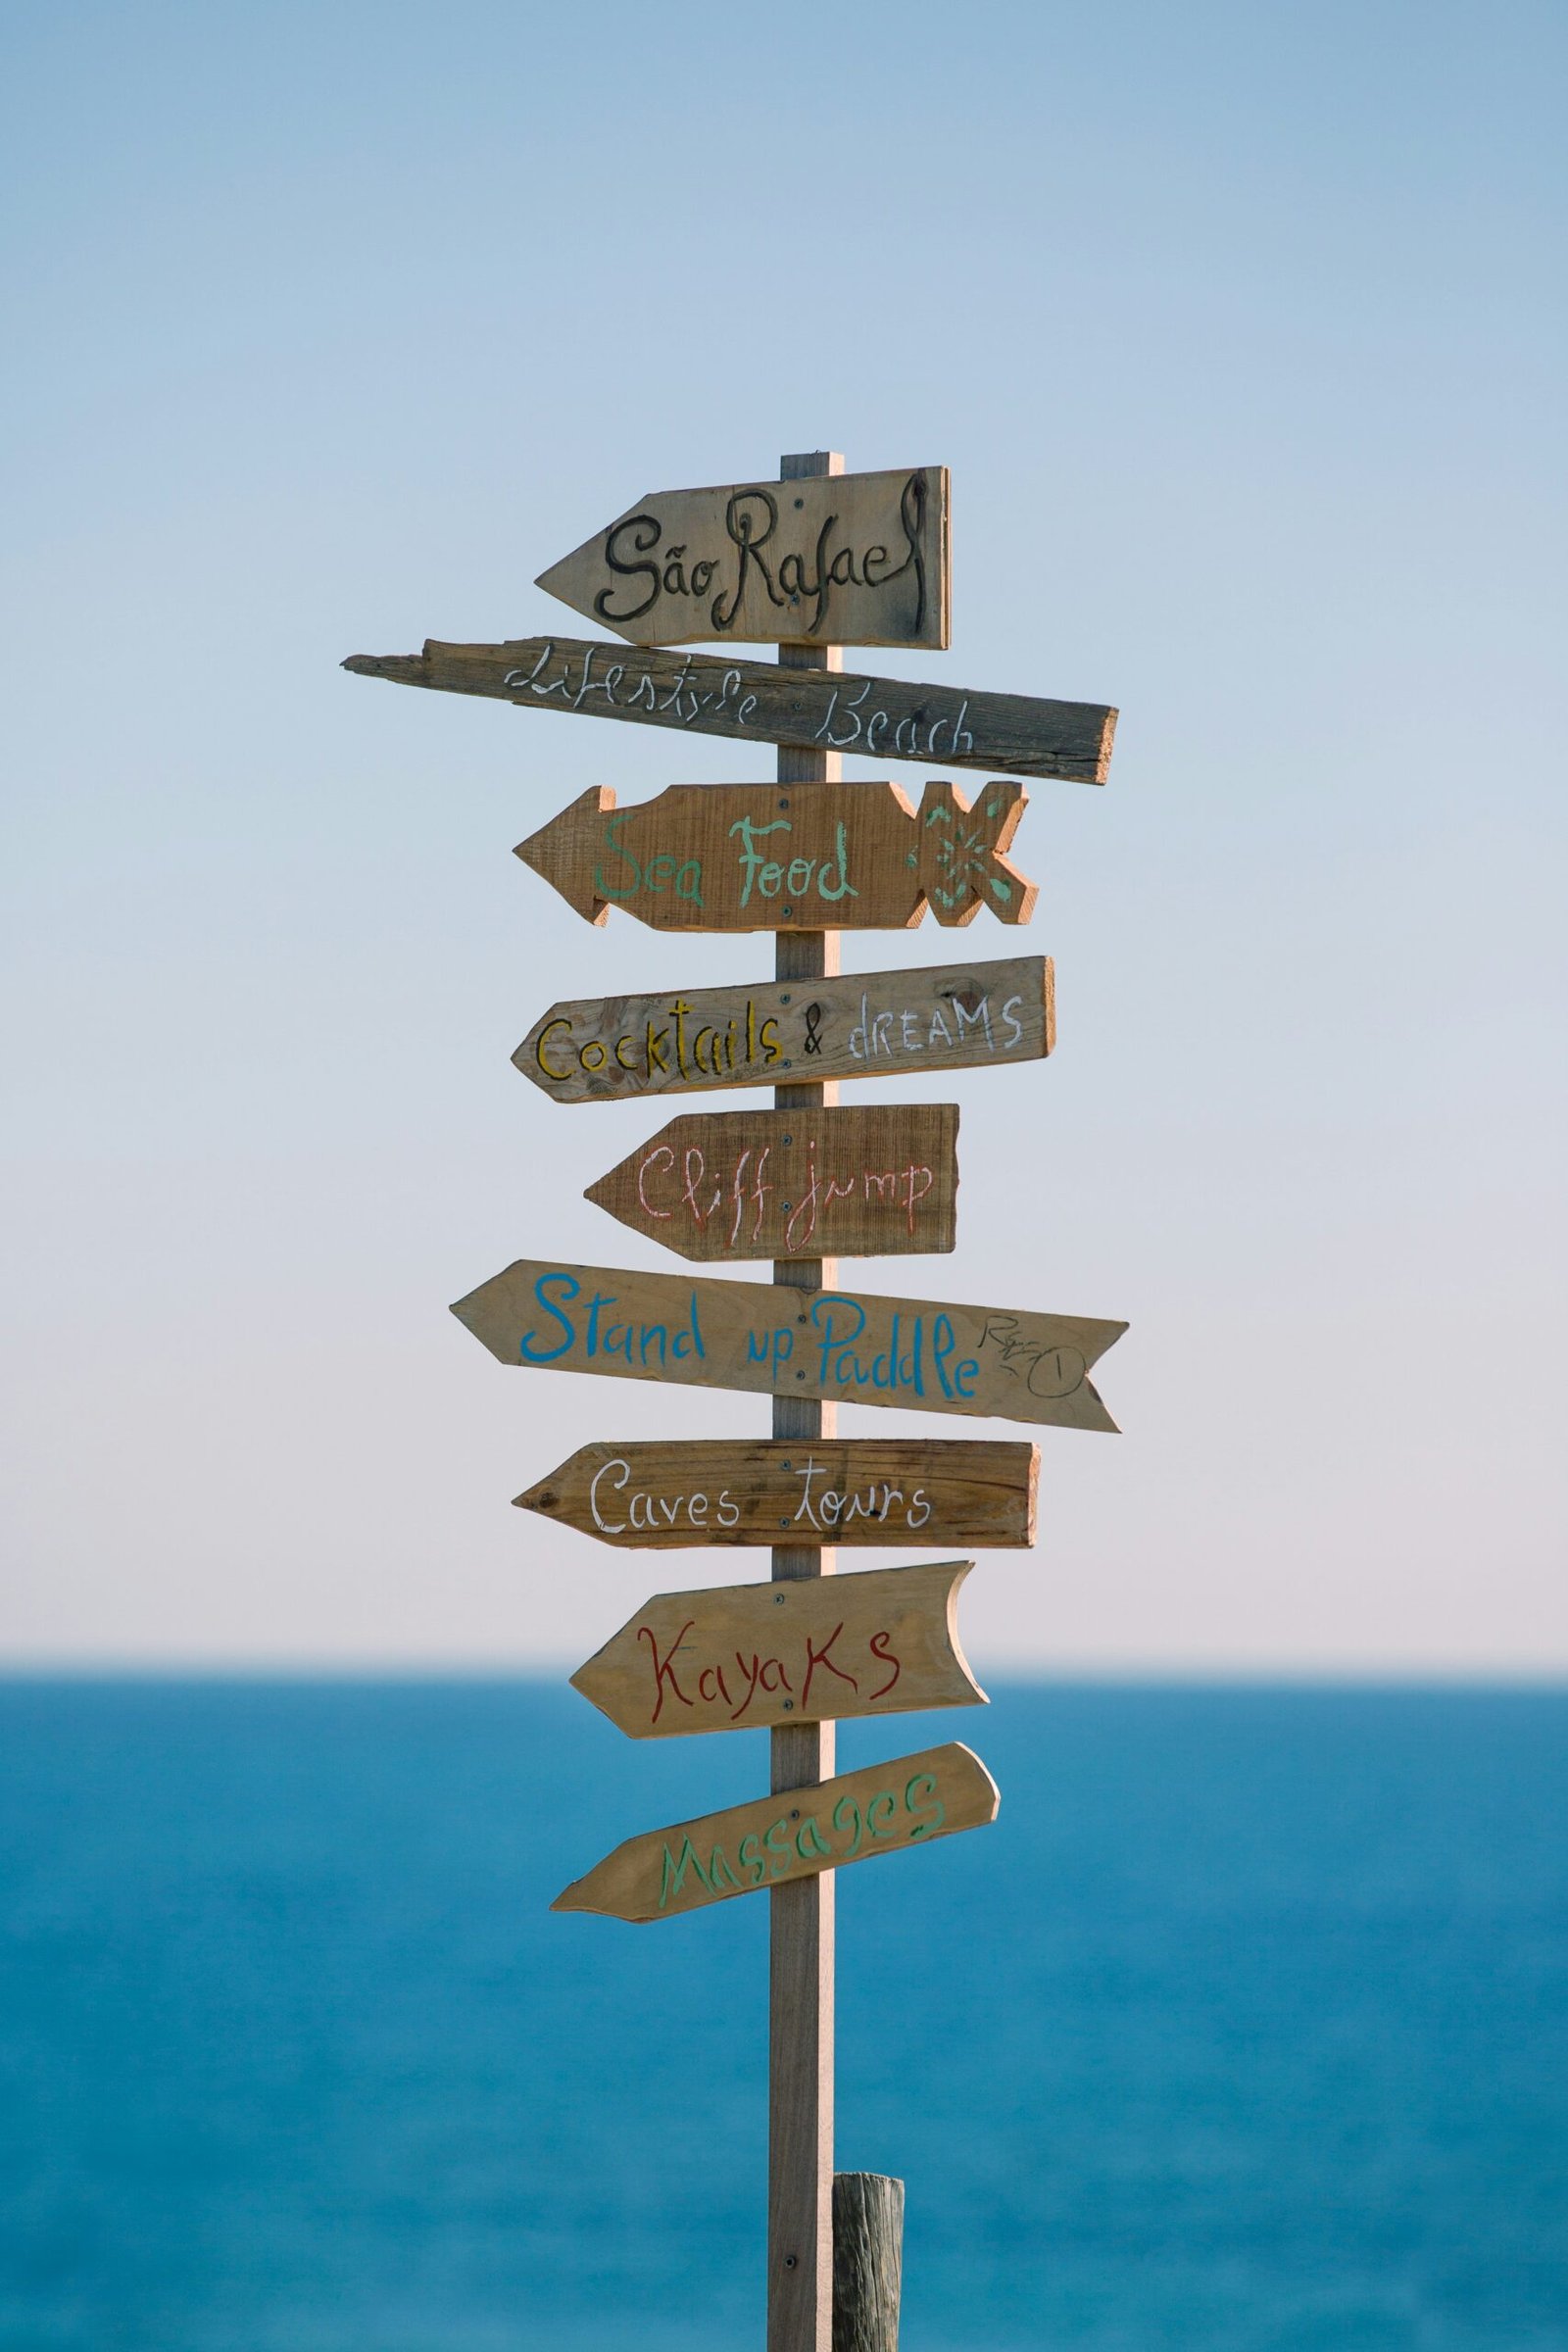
[0,1681,1564,2351]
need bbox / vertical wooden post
[769,446,845,2352]
[832,2174,905,2352]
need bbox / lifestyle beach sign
[342,636,1117,788]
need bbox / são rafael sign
[535,466,951,649]
[344,448,1123,2348]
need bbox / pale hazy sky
[3,1,1563,1672]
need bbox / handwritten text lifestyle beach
[501,639,978,764]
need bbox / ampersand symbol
[802,1004,824,1055]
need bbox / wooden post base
[832,2174,905,2352]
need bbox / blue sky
[2,0,1563,1668]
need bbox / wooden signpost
[569,1560,986,1739]
[515,777,1036,933]
[514,1440,1039,1551]
[342,635,1115,785]
[553,1743,999,1924]
[535,466,951,650]
[451,1256,1124,1431]
[584,1103,960,1260]
[514,953,1055,1106]
[345,445,1122,2352]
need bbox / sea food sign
[535,466,952,650]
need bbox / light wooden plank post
[769,447,844,2352]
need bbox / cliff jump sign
[584,1103,960,1261]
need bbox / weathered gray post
[769,444,845,2352]
[832,2173,906,2352]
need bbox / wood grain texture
[341,635,1116,787]
[769,452,842,2352]
[514,778,1035,933]
[514,956,1055,1106]
[584,1103,959,1260]
[514,1440,1039,1552]
[449,1256,1126,1433]
[832,2176,904,2352]
[551,1741,999,1924]
[535,466,949,649]
[568,1560,986,1740]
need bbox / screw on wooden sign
[451,1258,1125,1433]
[514,956,1056,1106]
[584,1103,959,1261]
[569,1560,986,1740]
[514,1440,1039,1551]
[535,467,951,650]
[514,778,1036,933]
[340,636,1116,788]
[552,1742,999,1925]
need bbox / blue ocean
[1,1682,1564,2350]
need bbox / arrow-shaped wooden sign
[515,778,1034,933]
[514,956,1055,1106]
[451,1259,1125,1432]
[570,1560,985,1740]
[514,1440,1038,1550]
[535,466,950,650]
[552,1741,998,1923]
[342,636,1116,788]
[584,1104,959,1260]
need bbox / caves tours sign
[514,1439,1039,1552]
[534,466,951,650]
[513,955,1056,1105]
[515,777,1036,933]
